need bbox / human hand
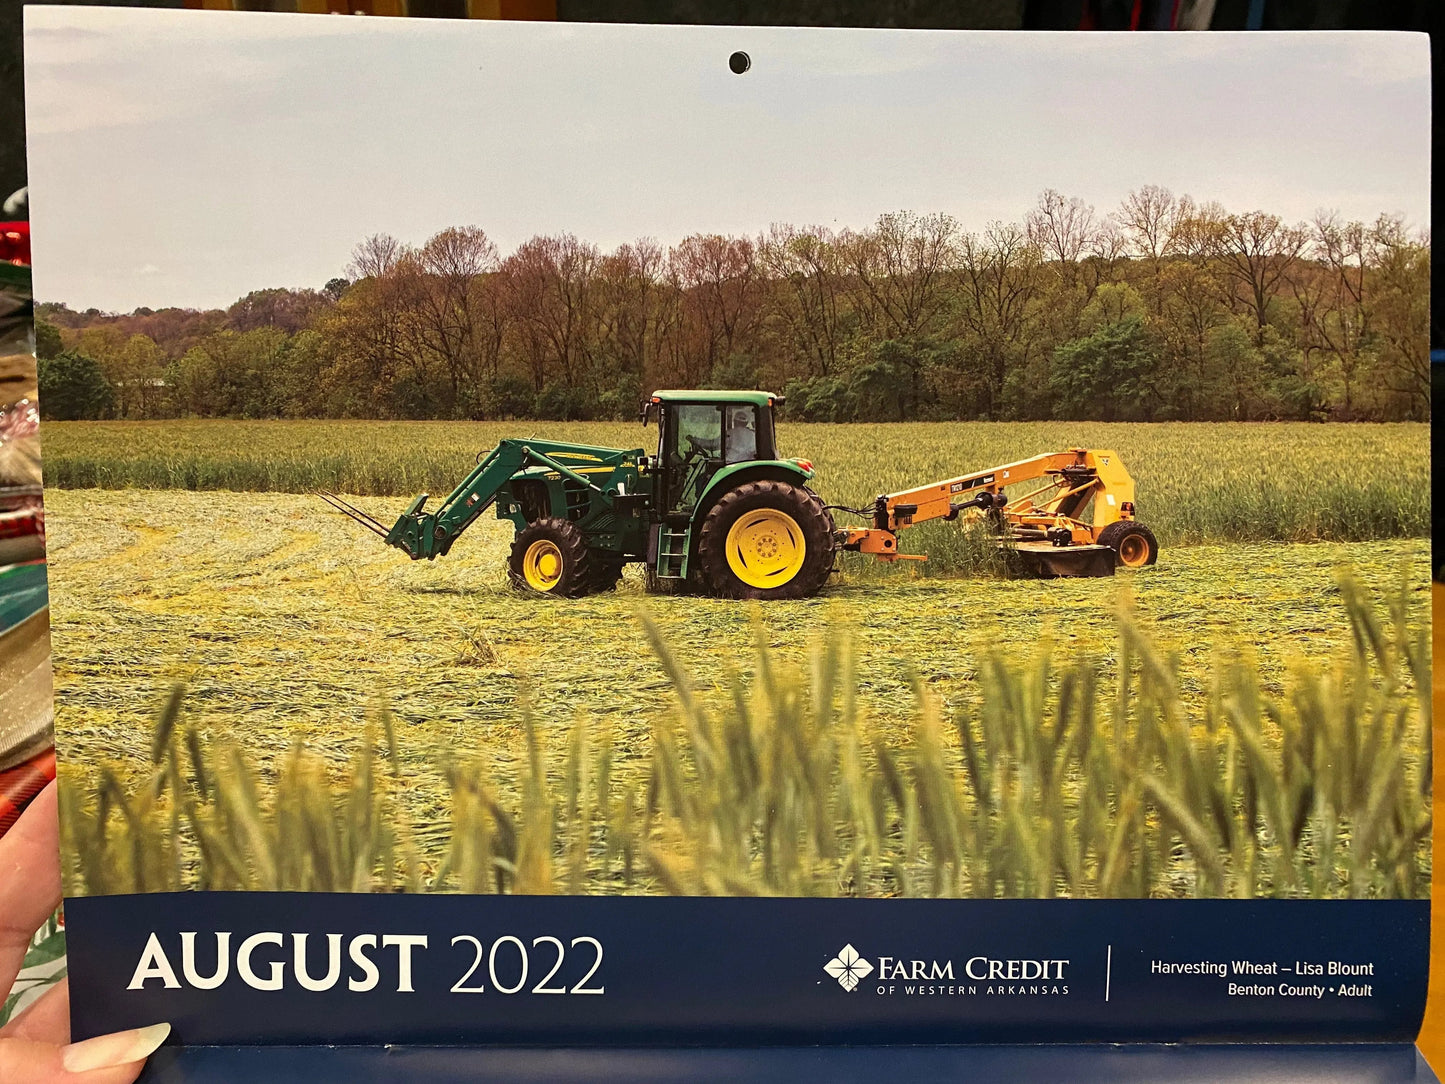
[0,782,169,1082]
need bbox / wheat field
[40,418,1431,898]
[59,568,1430,901]
[44,485,1430,897]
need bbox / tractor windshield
[662,403,723,514]
[671,404,723,462]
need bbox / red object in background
[0,221,29,266]
[0,498,43,543]
[0,746,55,837]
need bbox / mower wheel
[508,518,594,597]
[697,480,836,600]
[1096,520,1159,569]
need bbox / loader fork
[315,491,388,538]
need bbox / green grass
[60,574,1430,899]
[40,419,1430,547]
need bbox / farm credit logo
[823,945,873,991]
[823,946,1070,997]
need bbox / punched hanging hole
[729,51,751,75]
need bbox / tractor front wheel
[1096,520,1159,569]
[697,480,836,600]
[508,518,594,597]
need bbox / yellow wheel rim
[523,539,564,591]
[1117,533,1150,568]
[725,508,806,589]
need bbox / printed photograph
[25,10,1430,899]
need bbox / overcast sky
[24,9,1431,313]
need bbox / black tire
[1096,520,1159,569]
[507,518,594,597]
[696,480,836,600]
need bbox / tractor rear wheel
[1096,520,1159,569]
[508,518,594,597]
[697,480,836,600]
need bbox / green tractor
[319,390,837,600]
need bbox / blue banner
[66,894,1427,1047]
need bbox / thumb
[0,1023,169,1084]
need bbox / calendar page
[24,7,1431,1050]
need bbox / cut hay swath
[60,575,1430,900]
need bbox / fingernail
[61,1022,171,1073]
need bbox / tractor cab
[641,390,781,516]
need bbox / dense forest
[37,187,1430,423]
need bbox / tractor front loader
[319,390,1158,599]
[321,437,653,596]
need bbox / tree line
[37,187,1430,423]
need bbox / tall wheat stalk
[60,574,1430,899]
